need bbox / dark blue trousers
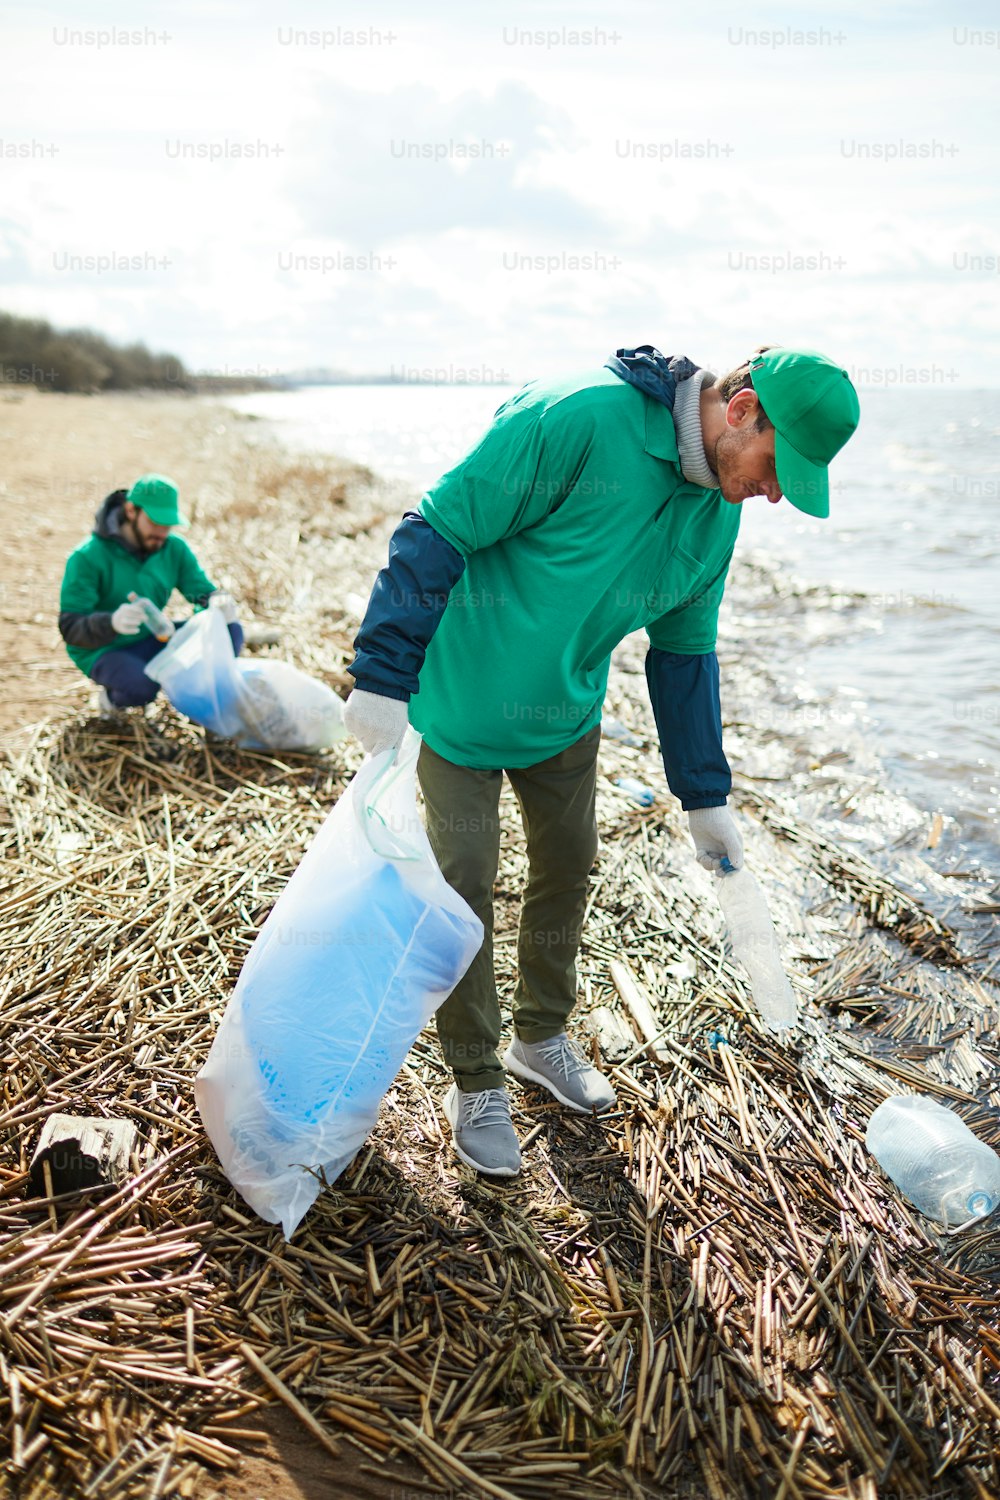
[90,621,244,708]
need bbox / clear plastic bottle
[614,777,655,807]
[865,1094,1000,1227]
[602,716,643,748]
[716,867,797,1033]
[128,591,174,643]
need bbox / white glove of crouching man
[687,803,744,875]
[343,687,409,759]
[110,599,146,634]
[208,590,239,624]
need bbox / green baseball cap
[748,348,860,518]
[128,473,186,528]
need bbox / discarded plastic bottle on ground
[716,867,797,1033]
[614,777,655,807]
[128,591,174,642]
[602,716,643,748]
[865,1094,1000,1227]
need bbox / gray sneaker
[503,1032,617,1115]
[443,1084,521,1177]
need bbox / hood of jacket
[604,346,701,409]
[93,490,144,556]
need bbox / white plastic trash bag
[144,606,242,738]
[234,658,345,753]
[195,731,484,1235]
[144,608,345,752]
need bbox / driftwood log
[28,1114,137,1197]
[610,957,671,1062]
[591,1002,638,1062]
[242,623,282,648]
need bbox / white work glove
[688,803,744,875]
[110,599,146,634]
[209,590,239,625]
[343,687,409,758]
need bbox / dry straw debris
[1,446,999,1500]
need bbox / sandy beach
[2,390,999,1500]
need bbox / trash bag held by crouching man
[144,605,346,753]
[343,344,860,1177]
[58,473,243,716]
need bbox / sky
[2,0,999,385]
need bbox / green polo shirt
[409,366,740,768]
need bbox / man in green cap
[59,473,243,713]
[344,343,860,1176]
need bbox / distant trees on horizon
[0,311,188,393]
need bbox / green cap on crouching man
[128,473,188,528]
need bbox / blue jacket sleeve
[348,512,466,701]
[644,648,731,810]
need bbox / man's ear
[725,389,760,429]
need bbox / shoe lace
[463,1088,512,1129]
[534,1034,590,1082]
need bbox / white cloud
[0,2,997,381]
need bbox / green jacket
[59,490,217,674]
[407,366,740,767]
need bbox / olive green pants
[417,726,601,1094]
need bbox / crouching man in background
[58,473,242,714]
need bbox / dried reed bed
[2,440,1000,1499]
